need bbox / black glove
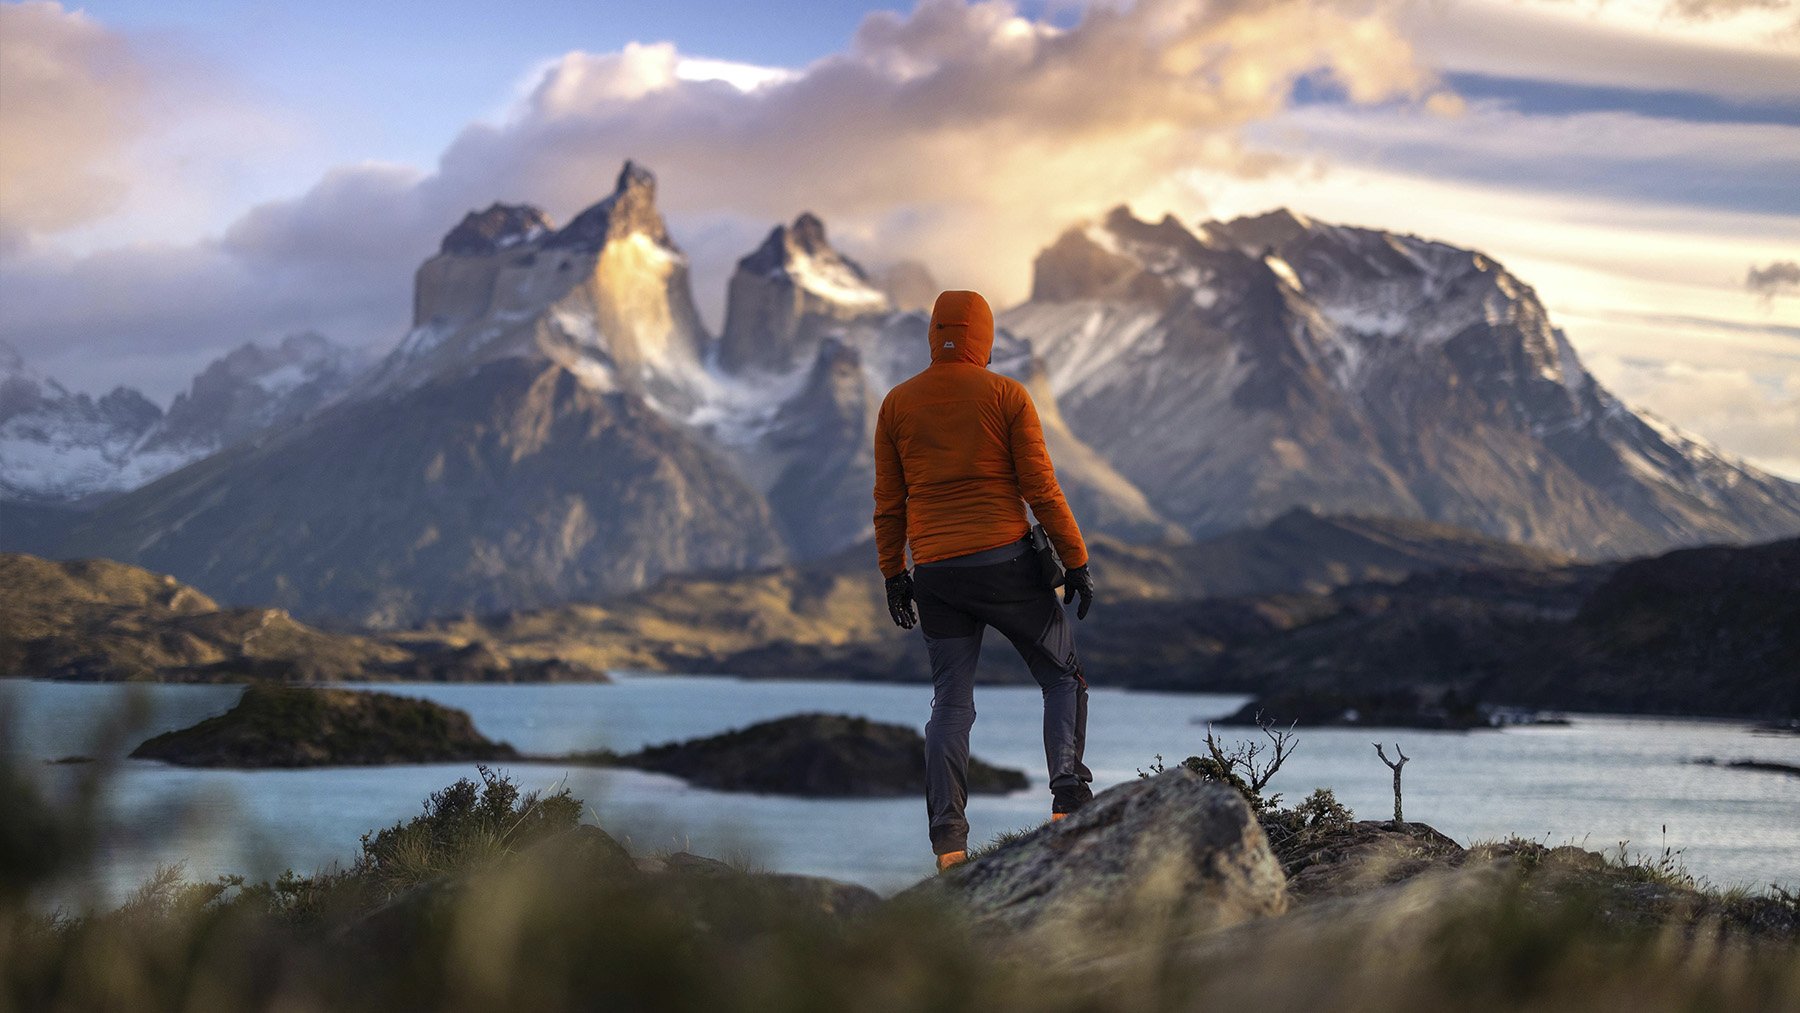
[885,572,917,630]
[1062,564,1093,620]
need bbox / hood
[928,290,994,366]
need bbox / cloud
[426,0,1438,299]
[0,1,306,256]
[1405,0,1800,100]
[1257,101,1800,215]
[1747,259,1800,301]
[1,0,1441,397]
[0,2,153,249]
[1665,0,1792,17]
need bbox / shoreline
[5,672,1795,727]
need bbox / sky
[1,0,1797,476]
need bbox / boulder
[517,825,637,880]
[920,768,1288,957]
[1276,819,1465,902]
[654,851,881,920]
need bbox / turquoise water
[4,676,1797,900]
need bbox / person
[872,289,1096,873]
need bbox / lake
[4,676,1797,901]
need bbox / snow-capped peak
[715,212,890,373]
[748,213,887,309]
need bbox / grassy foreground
[3,750,1798,1012]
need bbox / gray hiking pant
[913,539,1093,855]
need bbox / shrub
[353,765,580,893]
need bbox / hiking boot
[1050,812,1068,822]
[935,850,967,873]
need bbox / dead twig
[1252,718,1298,796]
[1200,712,1299,807]
[1373,742,1409,829]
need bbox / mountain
[0,341,163,502]
[45,169,1800,622]
[362,164,715,417]
[0,334,359,506]
[1001,207,1800,558]
[715,213,890,373]
[65,164,785,625]
[136,332,364,458]
[726,308,1184,558]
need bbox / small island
[593,713,1029,797]
[1213,688,1495,731]
[130,684,518,767]
[1691,757,1800,778]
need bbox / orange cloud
[0,1,152,249]
[438,0,1441,302]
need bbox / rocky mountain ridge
[18,162,1800,622]
[52,163,1170,621]
[0,333,361,503]
[1002,206,1800,556]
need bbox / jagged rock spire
[717,211,888,374]
[546,159,670,251]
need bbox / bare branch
[1373,742,1410,828]
[1204,723,1231,772]
[1248,718,1298,794]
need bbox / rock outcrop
[1175,536,1800,720]
[615,713,1028,797]
[650,850,882,920]
[0,553,411,682]
[0,552,605,683]
[920,769,1288,957]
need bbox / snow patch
[785,249,887,310]
[565,357,616,392]
[255,364,310,396]
[1264,255,1303,291]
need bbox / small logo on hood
[942,341,955,348]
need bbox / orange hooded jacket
[873,290,1088,578]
